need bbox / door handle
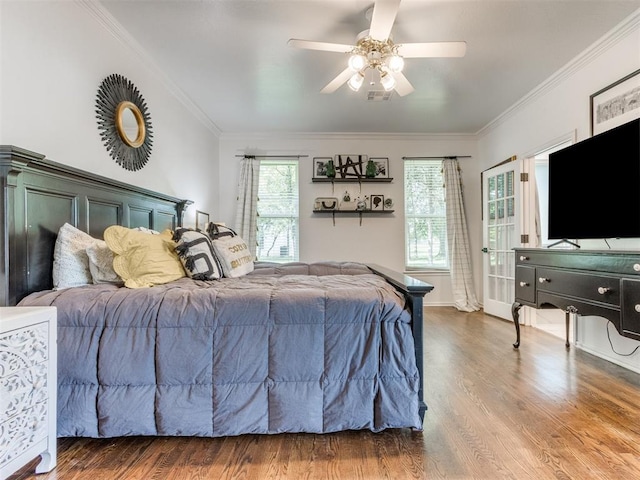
[481,247,489,253]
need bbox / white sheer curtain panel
[235,156,261,259]
[443,158,481,312]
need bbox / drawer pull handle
[538,277,549,283]
[519,282,529,287]
[597,287,610,295]
[519,256,529,261]
[635,305,640,313]
[635,264,640,272]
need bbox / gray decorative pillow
[52,223,97,289]
[86,240,123,285]
[173,228,223,281]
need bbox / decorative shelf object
[312,177,393,183]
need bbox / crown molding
[78,0,221,137]
[477,8,640,138]
[219,131,477,142]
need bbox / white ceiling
[100,0,640,135]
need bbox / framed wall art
[196,210,209,231]
[590,68,640,136]
[335,154,367,178]
[313,157,333,178]
[369,157,389,178]
[370,194,384,211]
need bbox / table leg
[512,301,522,348]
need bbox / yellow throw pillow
[104,226,186,288]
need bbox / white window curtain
[234,156,261,259]
[442,158,481,312]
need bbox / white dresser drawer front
[0,401,48,466]
[0,363,48,424]
[0,322,49,378]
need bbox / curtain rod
[402,156,472,160]
[235,155,309,159]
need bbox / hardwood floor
[10,307,640,479]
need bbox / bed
[0,145,433,438]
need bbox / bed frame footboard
[367,263,433,424]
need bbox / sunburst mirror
[95,74,153,171]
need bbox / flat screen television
[548,118,640,240]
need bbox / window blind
[257,160,299,262]
[404,160,449,268]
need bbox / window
[404,160,448,269]
[257,160,299,262]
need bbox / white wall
[219,133,479,306]
[477,9,640,371]
[0,1,220,226]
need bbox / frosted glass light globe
[348,54,366,72]
[387,55,404,73]
[348,72,365,91]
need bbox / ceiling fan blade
[392,72,414,97]
[288,38,354,53]
[320,68,353,94]
[369,0,401,41]
[397,41,467,58]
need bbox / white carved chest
[0,307,57,479]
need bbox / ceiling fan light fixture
[348,71,365,92]
[348,53,367,72]
[387,54,404,73]
[380,71,396,91]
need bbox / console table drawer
[536,268,620,306]
[518,250,640,275]
[515,266,536,303]
[622,279,640,340]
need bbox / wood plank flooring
[10,307,640,479]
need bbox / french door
[482,161,521,320]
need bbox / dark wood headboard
[0,145,192,306]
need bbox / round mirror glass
[115,101,145,148]
[120,107,139,143]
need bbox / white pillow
[211,235,254,278]
[52,223,97,289]
[86,240,123,285]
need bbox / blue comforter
[19,262,421,437]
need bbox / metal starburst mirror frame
[95,74,153,171]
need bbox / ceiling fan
[288,0,466,97]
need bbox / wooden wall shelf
[313,209,394,225]
[313,209,394,214]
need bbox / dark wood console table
[512,248,640,348]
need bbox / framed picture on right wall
[590,68,640,136]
